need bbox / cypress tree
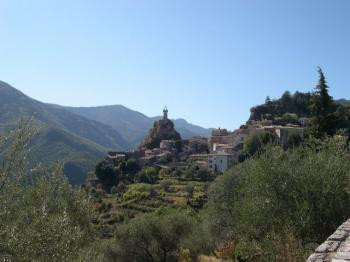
[309,68,335,138]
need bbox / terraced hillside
[87,175,209,238]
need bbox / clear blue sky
[0,1,349,129]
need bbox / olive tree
[110,210,195,262]
[0,119,95,261]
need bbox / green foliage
[243,131,277,156]
[185,183,195,198]
[250,91,312,122]
[110,209,195,262]
[116,181,127,195]
[135,166,159,184]
[160,179,173,192]
[122,183,155,201]
[309,68,337,138]
[95,159,118,188]
[206,137,350,261]
[273,112,300,126]
[196,168,211,181]
[125,158,140,175]
[0,118,37,190]
[183,164,214,181]
[0,119,94,261]
[286,132,303,149]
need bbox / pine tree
[309,68,335,138]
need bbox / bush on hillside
[243,131,277,157]
[0,119,94,261]
[134,166,159,184]
[109,209,195,262]
[206,137,350,261]
[185,183,195,198]
[285,132,303,149]
[160,179,173,192]
[122,183,156,201]
[95,160,118,188]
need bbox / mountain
[0,81,212,184]
[28,126,107,185]
[63,105,152,148]
[0,81,128,150]
[64,106,212,148]
[0,81,128,184]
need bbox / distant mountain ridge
[0,81,212,184]
[0,81,129,184]
[335,99,350,107]
[63,105,212,148]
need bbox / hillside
[0,81,128,184]
[336,99,350,107]
[249,91,350,126]
[0,81,127,150]
[249,91,312,122]
[64,105,212,148]
[0,81,212,184]
[28,126,107,185]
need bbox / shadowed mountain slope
[0,81,127,184]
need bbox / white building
[208,152,234,172]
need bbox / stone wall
[307,218,350,261]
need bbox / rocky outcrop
[139,118,182,151]
[307,219,350,261]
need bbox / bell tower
[163,106,168,120]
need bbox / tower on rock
[163,106,168,120]
[139,106,182,151]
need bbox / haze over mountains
[0,81,211,183]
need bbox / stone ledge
[308,220,350,262]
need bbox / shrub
[160,179,173,192]
[0,120,95,261]
[116,181,127,195]
[185,183,195,198]
[285,132,303,149]
[122,183,155,201]
[197,168,212,181]
[95,160,118,188]
[135,166,159,184]
[206,137,350,260]
[125,158,139,174]
[110,186,118,194]
[111,209,195,262]
[243,131,277,157]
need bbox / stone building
[189,152,234,172]
[208,152,234,172]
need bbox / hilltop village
[106,107,306,173]
[6,69,350,261]
[85,103,310,239]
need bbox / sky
[0,0,349,129]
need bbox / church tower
[163,106,168,120]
